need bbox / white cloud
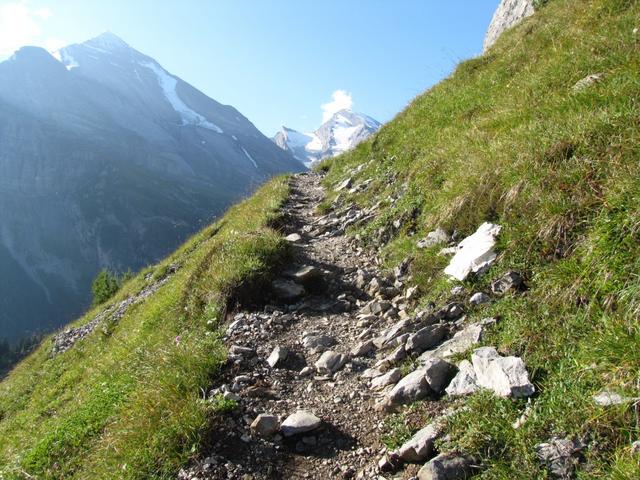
[0,1,62,56]
[321,89,353,122]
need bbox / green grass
[0,176,290,479]
[319,0,640,477]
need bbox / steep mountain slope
[273,109,381,166]
[0,33,304,342]
[1,0,639,479]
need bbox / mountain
[0,32,305,342]
[273,109,381,166]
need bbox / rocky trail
[179,172,538,480]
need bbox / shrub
[91,269,122,305]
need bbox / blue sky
[0,0,499,135]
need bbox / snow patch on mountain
[241,147,258,169]
[140,60,224,133]
[51,49,79,70]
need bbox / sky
[0,0,499,136]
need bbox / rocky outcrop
[483,0,535,52]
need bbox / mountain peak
[84,31,130,50]
[274,110,381,166]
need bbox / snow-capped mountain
[0,32,304,342]
[273,109,381,166]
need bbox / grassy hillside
[320,0,639,477]
[0,177,290,479]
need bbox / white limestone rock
[444,223,501,281]
[471,346,534,398]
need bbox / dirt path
[177,172,408,479]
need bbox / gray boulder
[315,351,348,374]
[387,368,431,406]
[417,228,450,248]
[536,437,585,478]
[406,324,447,355]
[418,453,477,480]
[375,318,413,349]
[280,411,322,437]
[491,271,525,294]
[351,339,376,357]
[291,265,322,286]
[395,420,445,462]
[469,292,490,305]
[419,322,487,363]
[423,358,457,394]
[284,233,302,243]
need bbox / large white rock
[483,0,535,52]
[444,223,502,281]
[472,347,534,398]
